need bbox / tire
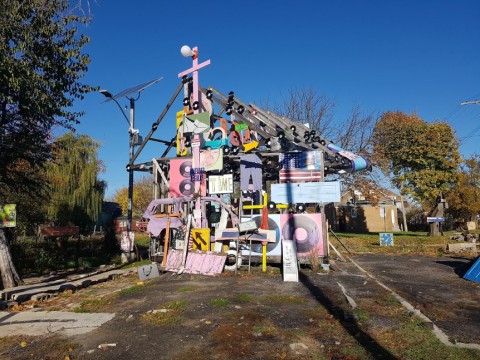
[224,250,242,271]
[296,203,306,213]
[268,201,276,210]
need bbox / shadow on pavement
[434,259,473,277]
[299,272,397,360]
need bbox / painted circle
[249,216,280,254]
[294,228,308,241]
[179,179,194,195]
[179,161,192,177]
[281,215,320,253]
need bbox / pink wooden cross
[178,47,211,228]
[178,47,211,108]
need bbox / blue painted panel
[271,181,341,204]
[379,233,394,246]
[464,256,480,284]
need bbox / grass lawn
[330,229,479,257]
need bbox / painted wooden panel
[464,257,480,284]
[271,181,340,204]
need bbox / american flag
[279,169,323,182]
[279,151,323,183]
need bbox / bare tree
[333,105,376,155]
[280,87,336,139]
[260,87,379,202]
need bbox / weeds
[234,293,254,303]
[72,297,114,313]
[165,300,188,310]
[177,286,196,293]
[260,294,306,304]
[355,308,369,322]
[118,284,146,297]
[252,325,278,336]
[308,249,322,272]
[209,298,230,308]
[142,300,188,326]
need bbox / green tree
[113,176,153,218]
[445,155,480,223]
[46,133,106,229]
[371,111,461,208]
[0,0,94,288]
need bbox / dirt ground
[0,254,479,360]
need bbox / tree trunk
[429,222,440,237]
[0,228,23,289]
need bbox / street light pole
[127,98,135,234]
[100,91,135,233]
[100,77,162,236]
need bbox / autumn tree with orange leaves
[371,111,461,209]
[445,155,480,223]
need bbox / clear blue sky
[71,0,480,198]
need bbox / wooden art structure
[132,46,370,277]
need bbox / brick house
[326,188,409,233]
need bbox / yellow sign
[176,110,187,156]
[0,204,16,228]
[190,228,210,251]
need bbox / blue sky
[71,0,480,197]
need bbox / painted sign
[464,257,480,284]
[169,158,206,197]
[271,181,340,204]
[379,233,394,246]
[184,250,226,276]
[190,228,210,251]
[190,168,206,182]
[427,217,445,223]
[176,110,188,156]
[209,174,234,194]
[194,148,223,171]
[235,123,249,131]
[0,204,16,228]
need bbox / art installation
[126,45,370,275]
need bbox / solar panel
[102,76,163,103]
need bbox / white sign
[282,240,299,282]
[120,231,134,252]
[208,174,233,194]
